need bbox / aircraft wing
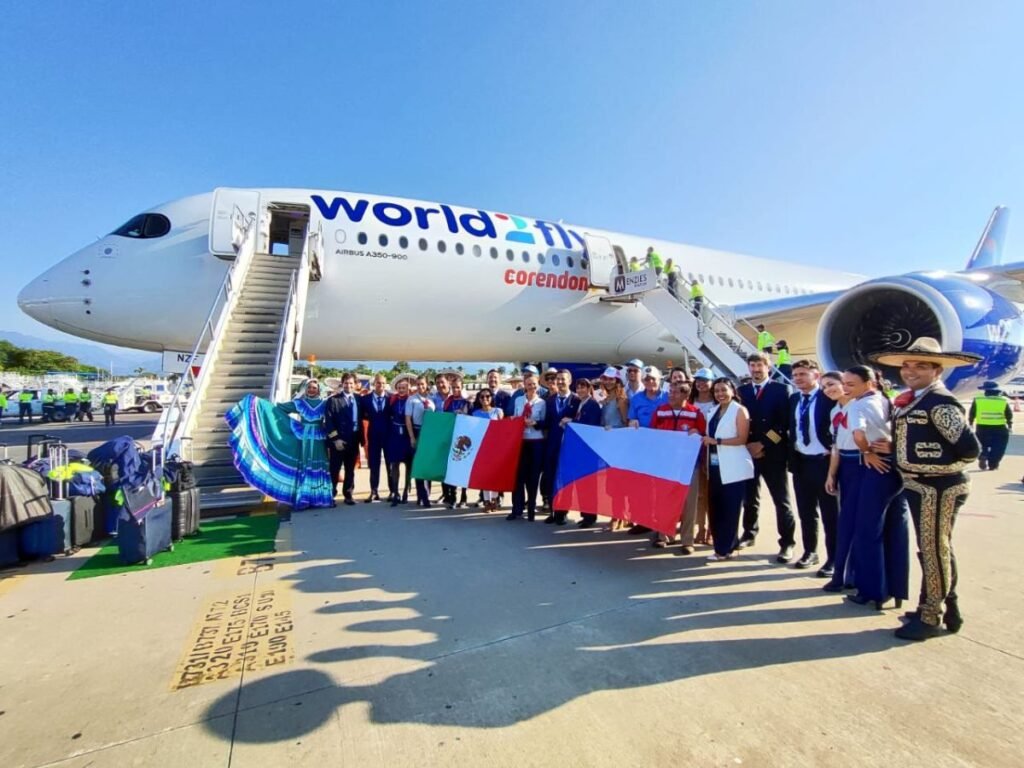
[967,261,1024,302]
[727,291,846,357]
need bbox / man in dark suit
[324,373,364,506]
[360,373,392,502]
[787,359,838,575]
[542,370,581,524]
[738,352,797,562]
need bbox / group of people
[0,386,121,426]
[226,335,986,644]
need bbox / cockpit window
[111,213,171,239]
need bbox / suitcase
[70,496,101,546]
[17,513,67,559]
[116,500,173,565]
[97,489,123,536]
[0,528,18,567]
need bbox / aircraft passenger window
[552,254,561,266]
[698,273,704,283]
[419,238,428,251]
[775,284,781,292]
[567,256,574,268]
[506,249,514,261]
[379,234,388,247]
[399,236,409,249]
[490,247,499,259]
[438,240,447,253]
[728,278,734,287]
[473,244,481,257]
[747,280,754,289]
[522,251,530,263]
[357,232,368,245]
[538,253,546,264]
[111,213,171,239]
[757,281,763,290]
[456,243,464,255]
[581,258,589,270]
[688,272,695,282]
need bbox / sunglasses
[480,394,492,398]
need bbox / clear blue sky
[2,1,1023,355]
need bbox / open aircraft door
[583,233,619,289]
[209,188,260,256]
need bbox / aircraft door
[209,188,260,255]
[583,233,619,288]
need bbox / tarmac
[0,415,1022,767]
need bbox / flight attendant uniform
[385,393,412,504]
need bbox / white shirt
[405,393,434,427]
[793,387,828,456]
[832,402,858,451]
[515,395,546,440]
[848,392,892,443]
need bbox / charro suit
[738,379,796,547]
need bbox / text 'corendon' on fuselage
[311,194,586,249]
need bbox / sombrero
[391,373,418,387]
[869,337,982,368]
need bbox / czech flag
[553,424,702,536]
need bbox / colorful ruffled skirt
[225,395,333,509]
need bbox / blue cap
[523,365,540,375]
[979,380,1001,391]
[694,368,714,380]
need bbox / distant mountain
[0,330,161,374]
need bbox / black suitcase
[166,457,199,540]
[69,496,101,546]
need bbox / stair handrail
[269,241,311,403]
[155,214,259,455]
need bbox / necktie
[755,384,763,399]
[800,393,811,445]
[376,395,383,412]
[557,396,566,415]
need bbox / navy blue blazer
[545,393,581,459]
[324,393,364,445]
[787,389,834,456]
[737,380,790,459]
[360,391,392,438]
[574,398,602,426]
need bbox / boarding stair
[156,204,321,513]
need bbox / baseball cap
[601,366,623,381]
[642,365,662,380]
[523,364,540,375]
[625,358,644,369]
[693,368,714,380]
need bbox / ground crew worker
[103,388,118,426]
[775,340,792,382]
[18,389,34,423]
[690,279,705,316]
[78,387,94,422]
[645,246,664,275]
[756,324,776,354]
[63,388,79,421]
[41,388,57,422]
[0,389,6,425]
[628,256,641,272]
[968,380,1012,470]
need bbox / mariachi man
[870,337,981,641]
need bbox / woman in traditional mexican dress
[225,379,334,510]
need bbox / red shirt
[649,402,706,435]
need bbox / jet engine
[816,273,1024,393]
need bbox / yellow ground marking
[0,573,25,598]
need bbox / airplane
[17,187,1024,395]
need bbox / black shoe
[845,593,884,610]
[390,496,399,507]
[895,616,942,642]
[344,497,356,506]
[527,512,535,522]
[543,515,557,524]
[944,598,963,633]
[794,551,819,569]
[555,518,567,526]
[737,536,756,549]
[364,494,375,503]
[505,512,522,521]
[816,563,834,578]
[577,520,594,529]
[627,525,651,536]
[822,581,846,593]
[776,545,795,564]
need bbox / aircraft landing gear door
[583,233,618,289]
[209,188,260,256]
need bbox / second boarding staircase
[157,208,319,511]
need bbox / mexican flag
[411,412,524,491]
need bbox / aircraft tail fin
[966,206,1010,270]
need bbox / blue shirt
[628,390,668,428]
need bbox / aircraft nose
[17,274,54,324]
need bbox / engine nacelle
[817,273,1024,394]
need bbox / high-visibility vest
[690,282,704,299]
[0,394,6,408]
[103,393,118,405]
[19,391,32,403]
[776,348,791,365]
[757,331,775,350]
[42,393,55,404]
[80,392,91,403]
[974,395,1009,427]
[64,392,78,404]
[646,251,664,271]
[629,261,641,272]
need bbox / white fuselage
[18,188,864,366]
